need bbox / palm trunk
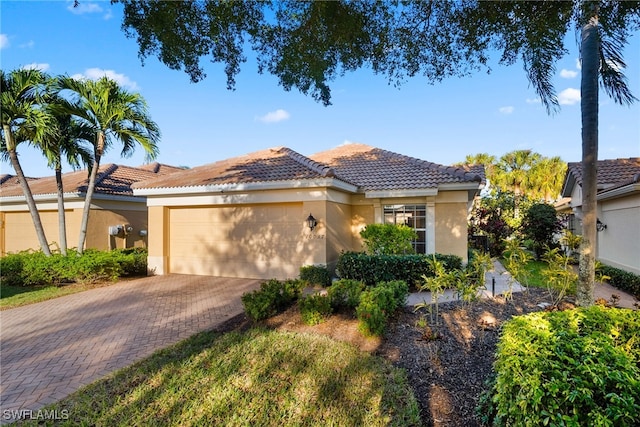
[3,124,51,256]
[55,165,68,256]
[77,157,101,255]
[577,11,599,307]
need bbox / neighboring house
[132,143,485,280]
[0,163,183,255]
[557,158,640,275]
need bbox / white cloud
[526,97,541,104]
[499,106,514,114]
[22,63,50,72]
[67,1,103,15]
[71,68,140,91]
[0,34,9,49]
[257,109,290,123]
[558,87,581,105]
[560,69,578,78]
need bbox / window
[383,204,427,253]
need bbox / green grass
[18,328,420,427]
[1,281,120,310]
[512,259,548,288]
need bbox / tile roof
[309,143,484,191]
[0,174,40,189]
[0,163,183,198]
[132,143,484,193]
[132,147,338,190]
[566,158,640,191]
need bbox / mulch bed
[214,287,568,426]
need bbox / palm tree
[0,69,54,256]
[38,94,94,255]
[458,153,497,191]
[493,150,541,217]
[56,76,160,254]
[530,156,567,203]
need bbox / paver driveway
[0,275,261,422]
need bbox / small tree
[520,203,563,260]
[359,223,417,255]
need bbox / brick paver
[0,275,261,422]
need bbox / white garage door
[169,203,309,279]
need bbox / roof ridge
[94,163,119,185]
[379,147,483,182]
[276,147,336,178]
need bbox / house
[0,163,183,255]
[558,158,640,274]
[132,143,485,280]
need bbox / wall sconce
[306,213,317,231]
[596,218,607,232]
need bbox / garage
[168,203,310,279]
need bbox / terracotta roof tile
[309,143,484,191]
[132,147,337,189]
[567,158,640,190]
[133,144,484,192]
[0,163,181,198]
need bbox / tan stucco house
[557,158,640,275]
[132,143,485,280]
[0,163,182,254]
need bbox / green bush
[0,248,147,287]
[359,223,417,255]
[356,280,408,336]
[299,264,331,287]
[478,306,640,426]
[0,253,25,286]
[241,279,304,322]
[328,279,365,309]
[600,265,640,299]
[336,251,462,288]
[299,294,333,325]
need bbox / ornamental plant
[359,223,417,255]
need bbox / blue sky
[2,1,639,178]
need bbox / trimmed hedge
[299,294,333,325]
[478,306,640,426]
[328,279,365,309]
[299,264,331,287]
[0,248,148,287]
[336,252,462,288]
[600,265,640,299]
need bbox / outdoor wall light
[306,213,318,231]
[596,218,607,232]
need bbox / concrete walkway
[0,275,261,422]
[406,260,638,309]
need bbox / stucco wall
[434,192,469,263]
[597,194,640,274]
[325,201,353,273]
[1,203,147,255]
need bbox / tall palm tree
[0,69,54,256]
[38,93,94,255]
[494,150,541,217]
[530,156,567,202]
[458,153,497,191]
[56,76,161,254]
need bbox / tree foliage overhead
[115,1,639,107]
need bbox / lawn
[17,327,420,427]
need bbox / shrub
[520,203,562,259]
[356,280,408,336]
[299,294,333,325]
[336,252,462,288]
[299,265,331,287]
[359,223,417,255]
[478,306,640,426]
[328,279,365,309]
[241,279,304,322]
[115,247,148,276]
[0,253,25,286]
[600,265,640,299]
